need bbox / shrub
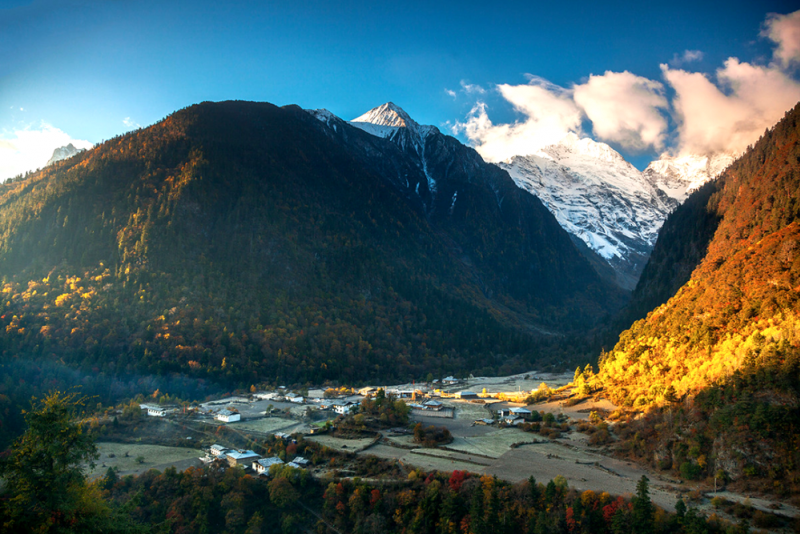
[680,461,701,480]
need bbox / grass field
[89,442,203,478]
[445,428,529,458]
[225,417,301,435]
[307,435,376,452]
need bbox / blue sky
[1,0,799,178]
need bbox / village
[90,370,800,525]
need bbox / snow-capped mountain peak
[643,152,735,203]
[499,135,678,290]
[352,102,417,129]
[349,102,439,140]
[46,143,85,166]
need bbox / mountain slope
[499,134,677,290]
[0,101,624,392]
[598,103,800,489]
[310,103,626,320]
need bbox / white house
[253,456,284,475]
[333,401,357,415]
[226,450,261,468]
[442,376,459,385]
[215,409,241,423]
[504,416,524,426]
[288,395,305,404]
[147,406,166,417]
[209,444,232,458]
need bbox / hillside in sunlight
[598,103,800,494]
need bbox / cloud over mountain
[458,9,800,162]
[455,77,583,162]
[0,123,92,181]
[573,71,668,152]
[663,58,800,156]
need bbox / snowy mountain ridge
[644,152,735,203]
[308,102,731,291]
[46,143,84,166]
[498,134,678,290]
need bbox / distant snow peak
[500,135,677,290]
[46,143,83,166]
[644,152,735,202]
[349,102,440,141]
[352,102,417,129]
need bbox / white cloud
[573,71,668,151]
[456,10,800,163]
[669,49,704,67]
[122,117,140,129]
[663,58,800,155]
[0,123,92,181]
[460,81,486,95]
[763,10,800,67]
[454,77,582,162]
[457,72,668,160]
[445,89,457,98]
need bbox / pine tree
[631,475,654,534]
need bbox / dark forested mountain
[598,103,800,490]
[0,101,624,401]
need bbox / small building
[209,444,232,458]
[254,392,279,400]
[423,400,443,411]
[288,395,305,404]
[442,376,459,385]
[498,407,532,419]
[456,391,478,399]
[307,389,326,399]
[510,407,532,418]
[333,401,357,415]
[253,456,284,475]
[358,386,377,396]
[286,457,310,469]
[147,406,166,417]
[226,450,261,468]
[504,416,524,426]
[215,409,241,423]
